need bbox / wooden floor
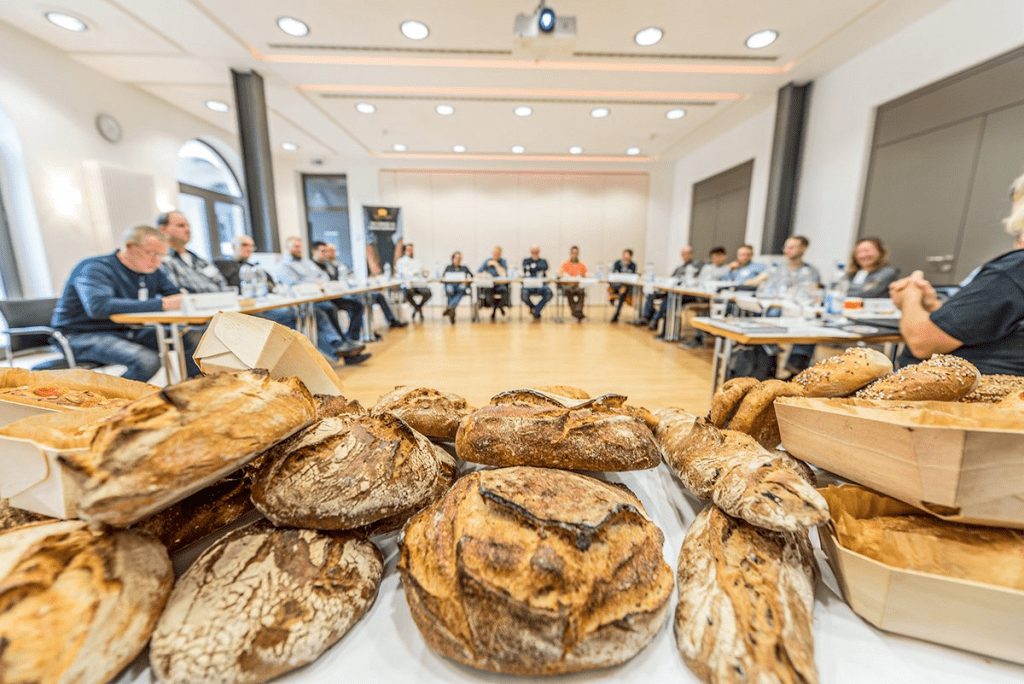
[339,304,716,416]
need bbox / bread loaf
[314,394,367,419]
[725,379,806,450]
[657,410,827,532]
[372,386,473,441]
[960,374,1024,403]
[398,467,674,675]
[251,411,458,532]
[61,370,316,527]
[998,389,1024,410]
[675,505,818,684]
[792,347,893,397]
[150,519,383,684]
[456,392,661,471]
[532,385,590,399]
[854,354,980,401]
[0,520,173,684]
[0,499,50,532]
[709,377,758,427]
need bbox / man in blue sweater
[50,225,200,382]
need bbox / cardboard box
[193,311,344,396]
[0,368,157,426]
[818,485,1024,665]
[776,396,1024,528]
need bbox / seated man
[559,245,588,321]
[608,248,637,323]
[395,243,432,322]
[442,251,473,323]
[680,247,732,348]
[476,246,509,320]
[310,240,406,334]
[521,245,552,320]
[50,225,197,382]
[728,244,767,284]
[637,245,700,331]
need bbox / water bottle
[254,268,268,297]
[239,264,254,297]
[684,264,697,286]
[383,262,392,279]
[756,264,780,298]
[823,264,849,315]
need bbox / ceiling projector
[513,3,577,59]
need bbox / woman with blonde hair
[844,237,899,298]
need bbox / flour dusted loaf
[792,347,893,397]
[251,411,458,533]
[855,354,980,401]
[398,466,674,675]
[0,520,173,684]
[656,409,828,532]
[60,370,316,527]
[150,519,383,684]
[372,386,473,440]
[456,390,661,471]
[675,505,818,684]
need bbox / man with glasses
[50,225,200,382]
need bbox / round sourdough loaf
[0,520,173,684]
[398,467,674,675]
[854,354,980,401]
[150,520,383,684]
[372,386,473,441]
[792,347,893,397]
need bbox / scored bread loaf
[532,384,590,399]
[675,505,818,684]
[251,411,458,532]
[854,354,980,401]
[709,377,759,428]
[656,409,828,532]
[372,386,474,441]
[792,347,893,397]
[0,520,173,684]
[398,466,674,675]
[60,370,316,527]
[725,379,806,450]
[456,392,661,471]
[313,394,367,419]
[150,519,383,684]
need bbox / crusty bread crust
[726,379,806,450]
[372,386,473,441]
[709,377,759,427]
[792,347,893,397]
[855,354,980,401]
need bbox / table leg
[709,336,731,401]
[359,293,375,342]
[664,292,682,342]
[168,323,186,385]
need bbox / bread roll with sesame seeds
[854,354,980,402]
[792,347,893,397]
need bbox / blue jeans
[445,283,470,309]
[521,286,552,316]
[67,326,203,382]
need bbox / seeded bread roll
[855,354,980,401]
[675,505,818,684]
[998,389,1024,410]
[456,392,661,471]
[150,520,383,684]
[0,520,173,684]
[372,386,473,441]
[792,347,893,397]
[251,411,458,533]
[709,377,759,427]
[960,374,1024,403]
[726,379,806,450]
[398,467,674,675]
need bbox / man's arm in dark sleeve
[75,262,163,319]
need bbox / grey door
[689,160,753,262]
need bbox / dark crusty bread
[313,394,366,419]
[675,505,818,684]
[855,354,980,401]
[251,411,457,532]
[0,520,173,684]
[726,379,806,450]
[398,467,674,675]
[532,384,590,399]
[372,386,474,441]
[657,410,827,532]
[60,370,316,528]
[792,347,893,397]
[709,377,759,427]
[0,498,51,532]
[456,392,661,471]
[150,519,383,684]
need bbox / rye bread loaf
[709,377,759,427]
[675,505,818,684]
[456,392,661,471]
[60,370,316,527]
[657,410,827,532]
[854,354,980,401]
[251,411,458,532]
[792,347,893,397]
[725,379,806,451]
[0,520,173,684]
[398,467,674,675]
[372,386,473,441]
[150,519,383,684]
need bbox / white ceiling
[0,0,952,166]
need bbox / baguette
[854,354,980,401]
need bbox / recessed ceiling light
[511,145,525,154]
[276,16,309,37]
[452,144,467,153]
[393,143,407,152]
[281,142,299,151]
[626,147,641,156]
[665,108,686,120]
[634,27,663,47]
[514,105,533,117]
[746,29,778,49]
[400,20,429,40]
[355,102,376,114]
[205,100,229,113]
[569,146,583,155]
[590,107,610,118]
[45,11,87,32]
[435,104,455,115]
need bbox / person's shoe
[680,339,703,349]
[647,319,659,330]
[533,311,541,320]
[372,332,383,341]
[389,320,408,329]
[342,352,371,366]
[634,318,648,327]
[334,340,366,357]
[610,315,619,323]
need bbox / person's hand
[728,260,739,270]
[162,294,183,311]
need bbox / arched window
[176,140,247,260]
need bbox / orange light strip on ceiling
[301,84,742,101]
[376,152,658,162]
